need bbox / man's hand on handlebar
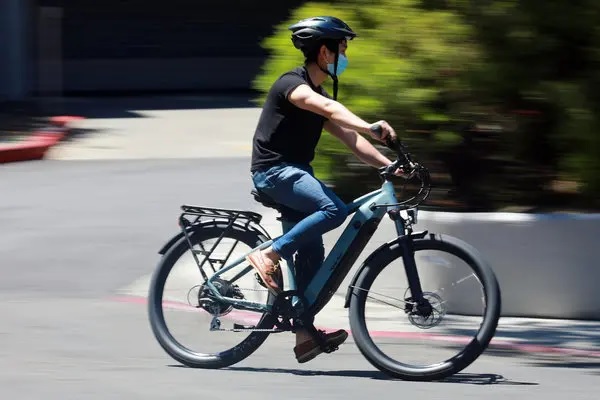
[369,120,397,144]
[369,121,418,179]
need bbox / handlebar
[369,123,432,207]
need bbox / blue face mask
[327,54,349,76]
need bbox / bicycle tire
[348,233,501,381]
[148,221,277,369]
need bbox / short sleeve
[274,72,308,100]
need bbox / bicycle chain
[211,327,284,333]
[237,287,269,293]
[209,315,284,333]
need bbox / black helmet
[289,16,357,53]
[288,16,357,100]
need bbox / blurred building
[0,0,304,102]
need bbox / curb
[0,115,84,164]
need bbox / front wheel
[348,233,501,381]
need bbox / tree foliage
[253,0,600,211]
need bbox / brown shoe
[245,250,282,295]
[293,329,348,363]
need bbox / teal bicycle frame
[203,179,400,315]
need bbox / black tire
[148,222,277,369]
[349,233,501,381]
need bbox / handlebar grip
[369,123,384,138]
[370,123,398,151]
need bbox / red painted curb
[0,116,84,164]
[0,132,65,164]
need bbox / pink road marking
[114,294,600,358]
[113,295,262,326]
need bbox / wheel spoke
[350,285,415,307]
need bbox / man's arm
[324,120,393,169]
[288,84,371,133]
[288,84,396,141]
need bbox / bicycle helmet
[289,16,357,100]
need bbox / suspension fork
[390,209,425,302]
[399,235,425,301]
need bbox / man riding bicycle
[246,16,401,363]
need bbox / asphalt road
[1,158,598,399]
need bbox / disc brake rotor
[403,289,447,329]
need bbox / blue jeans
[251,163,348,292]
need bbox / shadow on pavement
[440,373,538,386]
[3,93,260,131]
[444,318,600,359]
[59,126,104,143]
[527,358,600,375]
[0,101,48,140]
[435,340,600,374]
[195,366,538,385]
[452,319,600,348]
[42,93,259,120]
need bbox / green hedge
[252,0,600,212]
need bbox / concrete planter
[417,211,600,320]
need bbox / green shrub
[252,0,600,211]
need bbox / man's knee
[323,202,348,229]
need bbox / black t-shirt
[250,66,330,173]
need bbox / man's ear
[319,44,331,64]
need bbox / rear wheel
[349,234,501,381]
[148,222,277,369]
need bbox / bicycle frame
[204,178,408,315]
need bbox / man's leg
[294,238,324,298]
[247,164,347,293]
[280,215,347,362]
[248,164,349,362]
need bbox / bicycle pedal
[233,323,256,330]
[255,272,283,289]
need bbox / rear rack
[180,205,263,226]
[177,205,269,282]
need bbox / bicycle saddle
[251,189,280,210]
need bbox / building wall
[2,0,306,101]
[36,0,305,94]
[0,0,32,101]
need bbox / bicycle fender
[158,232,187,255]
[343,230,429,308]
[157,222,215,255]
